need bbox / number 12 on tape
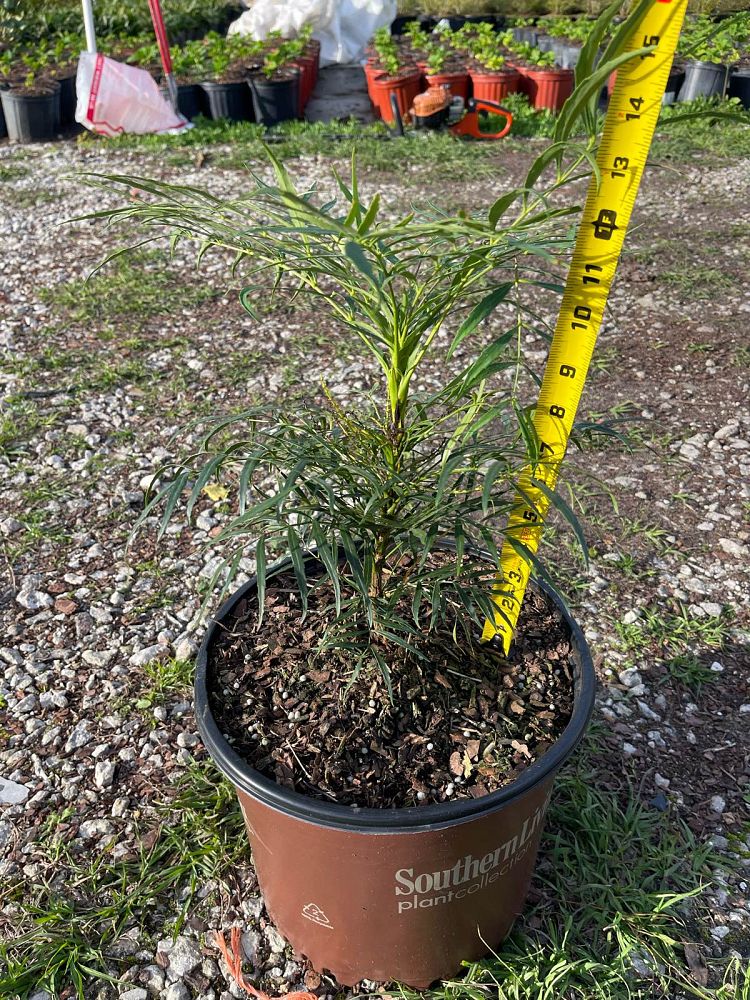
[483,0,689,652]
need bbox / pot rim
[195,552,596,833]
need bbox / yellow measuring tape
[483,0,688,651]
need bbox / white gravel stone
[0,777,30,804]
[64,720,92,752]
[94,761,116,789]
[78,818,114,838]
[16,693,38,714]
[167,935,202,976]
[622,742,638,756]
[241,930,261,962]
[112,796,130,817]
[618,668,643,689]
[39,690,68,710]
[710,661,724,672]
[174,636,198,661]
[82,649,116,667]
[119,989,148,1000]
[710,795,727,814]
[164,984,191,1000]
[265,926,286,954]
[739,704,750,715]
[16,590,53,610]
[710,925,731,941]
[1,517,23,536]
[719,538,747,558]
[129,644,168,667]
[621,610,640,625]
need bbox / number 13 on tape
[483,0,689,652]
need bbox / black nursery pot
[0,83,61,142]
[0,99,7,140]
[678,60,729,101]
[161,82,206,121]
[663,66,686,106]
[729,70,750,110]
[57,73,77,125]
[201,79,255,122]
[249,69,300,126]
[195,554,596,988]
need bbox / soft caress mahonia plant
[86,0,680,698]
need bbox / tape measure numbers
[483,0,689,651]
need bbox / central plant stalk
[370,340,410,604]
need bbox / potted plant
[86,2,662,986]
[423,39,470,105]
[249,36,301,126]
[288,25,317,117]
[467,29,521,103]
[199,32,259,122]
[727,11,750,108]
[40,33,81,126]
[541,16,591,70]
[0,60,60,143]
[677,14,737,102]
[367,27,421,123]
[508,41,572,112]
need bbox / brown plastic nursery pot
[195,557,596,988]
[369,68,422,123]
[425,69,470,104]
[470,68,521,103]
[525,66,574,112]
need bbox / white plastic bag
[229,0,396,66]
[75,52,190,137]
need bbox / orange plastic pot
[425,69,470,104]
[470,67,521,103]
[507,61,530,96]
[525,66,574,111]
[369,68,422,123]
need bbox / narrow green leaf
[448,283,513,358]
[287,527,308,617]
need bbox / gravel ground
[0,133,748,999]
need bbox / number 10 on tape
[483,0,689,652]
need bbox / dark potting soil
[210,570,575,809]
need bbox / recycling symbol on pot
[302,903,333,929]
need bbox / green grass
[41,250,222,325]
[662,265,736,301]
[0,761,246,1000]
[134,657,195,708]
[653,97,750,162]
[615,603,731,661]
[0,164,30,181]
[73,96,750,173]
[79,116,510,176]
[662,652,718,692]
[0,744,720,1000]
[401,744,716,1000]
